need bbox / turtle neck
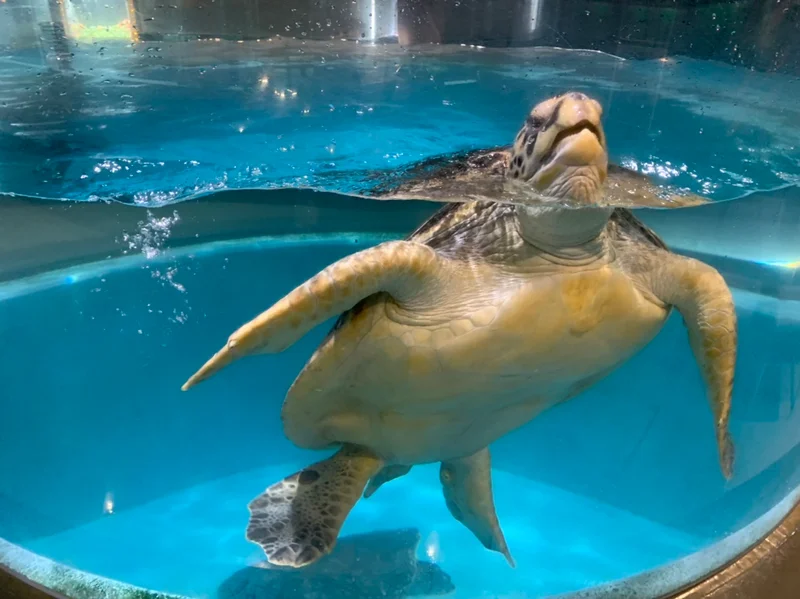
[514,204,613,265]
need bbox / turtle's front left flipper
[649,255,737,479]
[441,448,514,567]
[181,240,441,390]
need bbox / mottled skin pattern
[246,445,382,567]
[183,92,737,570]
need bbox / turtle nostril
[569,92,588,100]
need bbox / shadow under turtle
[217,528,454,599]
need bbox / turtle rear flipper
[364,464,412,498]
[246,445,383,568]
[440,448,514,567]
[181,240,442,390]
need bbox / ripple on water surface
[0,40,797,206]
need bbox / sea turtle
[182,92,737,570]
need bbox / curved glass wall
[0,1,798,598]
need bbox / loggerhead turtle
[182,92,737,570]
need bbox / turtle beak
[528,94,608,204]
[530,122,608,202]
[546,122,606,169]
[513,92,609,204]
[538,94,606,171]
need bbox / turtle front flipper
[649,255,737,479]
[440,449,514,567]
[246,444,383,568]
[181,240,441,390]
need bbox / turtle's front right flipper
[181,241,440,390]
[650,255,737,479]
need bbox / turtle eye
[518,124,538,151]
[523,132,537,158]
[526,114,545,129]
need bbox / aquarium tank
[1,0,799,598]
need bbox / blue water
[1,230,800,597]
[2,37,800,599]
[1,40,798,205]
[23,463,701,598]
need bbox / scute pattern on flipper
[246,448,381,568]
[407,201,520,261]
[607,208,673,283]
[319,201,514,344]
[608,208,668,251]
[369,146,510,202]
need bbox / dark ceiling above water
[129,0,798,74]
[1,0,797,74]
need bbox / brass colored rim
[0,562,67,599]
[665,496,800,598]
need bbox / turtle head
[509,92,608,204]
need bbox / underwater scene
[1,32,800,599]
